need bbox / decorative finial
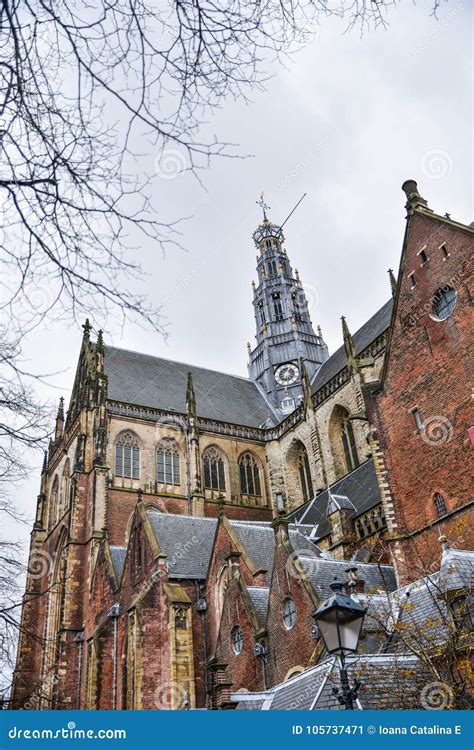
[247,341,251,353]
[218,496,226,519]
[438,534,449,551]
[401,179,430,212]
[256,191,270,222]
[341,316,357,368]
[186,372,196,419]
[41,450,48,474]
[82,319,91,338]
[57,396,64,420]
[388,268,397,297]
[317,324,323,339]
[96,329,104,354]
[295,268,299,281]
[251,279,255,289]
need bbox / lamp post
[313,580,366,710]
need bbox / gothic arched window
[115,432,140,479]
[156,440,180,485]
[329,406,359,479]
[341,418,359,473]
[239,453,262,497]
[434,492,447,517]
[49,475,60,528]
[288,441,313,505]
[272,292,284,321]
[61,459,71,516]
[203,447,226,491]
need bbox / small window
[283,599,297,630]
[434,492,447,517]
[231,626,243,655]
[412,408,424,431]
[419,249,428,265]
[409,274,417,289]
[431,286,457,321]
[281,397,295,414]
[441,245,449,260]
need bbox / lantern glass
[313,586,366,656]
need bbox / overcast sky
[13,1,473,552]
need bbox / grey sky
[14,2,473,550]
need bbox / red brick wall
[369,210,474,583]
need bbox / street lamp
[313,580,367,709]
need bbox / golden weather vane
[256,191,270,221]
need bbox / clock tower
[247,197,328,415]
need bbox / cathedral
[12,180,473,710]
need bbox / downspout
[75,632,84,709]
[195,584,209,708]
[108,604,120,710]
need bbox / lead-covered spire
[248,195,328,414]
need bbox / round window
[283,598,297,630]
[231,626,243,655]
[431,286,457,321]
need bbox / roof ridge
[105,344,258,385]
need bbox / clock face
[274,363,299,386]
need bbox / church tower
[248,197,328,414]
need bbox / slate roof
[233,654,433,710]
[110,545,126,581]
[147,513,218,579]
[104,345,275,428]
[312,299,393,394]
[247,587,270,626]
[296,554,397,600]
[229,520,320,584]
[439,548,474,592]
[290,459,382,538]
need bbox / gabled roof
[312,299,393,394]
[247,587,270,626]
[109,545,127,581]
[229,520,321,584]
[104,346,276,428]
[290,459,382,538]
[233,654,432,710]
[147,513,218,579]
[439,548,474,592]
[297,555,397,600]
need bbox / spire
[186,372,196,420]
[55,397,65,441]
[341,316,357,368]
[388,268,397,297]
[41,450,48,474]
